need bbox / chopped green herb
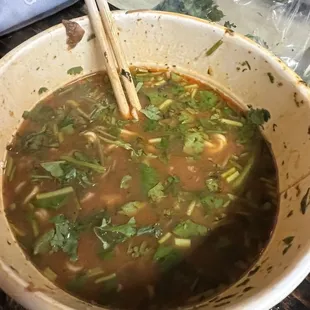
[94,217,136,251]
[137,223,162,238]
[199,91,218,110]
[171,84,185,96]
[165,175,180,196]
[143,119,158,132]
[120,175,132,189]
[38,87,48,95]
[67,66,83,75]
[156,0,224,22]
[173,220,208,238]
[224,21,236,29]
[206,178,219,192]
[140,105,162,120]
[247,107,271,126]
[201,194,224,210]
[206,39,223,56]
[146,91,168,106]
[183,132,205,155]
[140,163,159,195]
[153,245,181,272]
[118,201,145,217]
[282,236,294,245]
[179,111,195,124]
[49,214,79,261]
[33,229,55,255]
[41,161,66,178]
[148,182,166,202]
[171,72,182,82]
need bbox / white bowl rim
[0,10,309,310]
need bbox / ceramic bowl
[0,10,310,310]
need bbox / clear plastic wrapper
[155,0,310,83]
[110,0,310,83]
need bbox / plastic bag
[153,0,310,84]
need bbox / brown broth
[3,69,278,309]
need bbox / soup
[3,68,278,309]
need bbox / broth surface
[3,69,278,309]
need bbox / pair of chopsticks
[85,0,141,119]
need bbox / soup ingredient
[62,20,85,50]
[3,68,278,310]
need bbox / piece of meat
[62,19,85,50]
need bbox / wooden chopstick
[96,0,142,114]
[85,0,130,118]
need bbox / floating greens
[4,68,278,309]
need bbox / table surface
[0,1,309,309]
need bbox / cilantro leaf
[140,163,159,195]
[118,201,145,216]
[205,178,219,192]
[200,194,224,210]
[153,245,182,272]
[171,84,185,95]
[224,21,236,29]
[141,105,162,120]
[33,229,55,255]
[183,132,205,155]
[120,175,132,189]
[137,223,162,238]
[146,91,168,106]
[41,161,65,178]
[247,107,271,126]
[67,66,83,75]
[89,102,109,121]
[62,164,94,188]
[178,111,195,124]
[237,107,270,143]
[38,87,48,95]
[199,91,218,110]
[94,217,136,250]
[173,220,208,238]
[165,175,180,196]
[143,119,159,132]
[49,214,79,261]
[156,0,224,22]
[148,182,166,202]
